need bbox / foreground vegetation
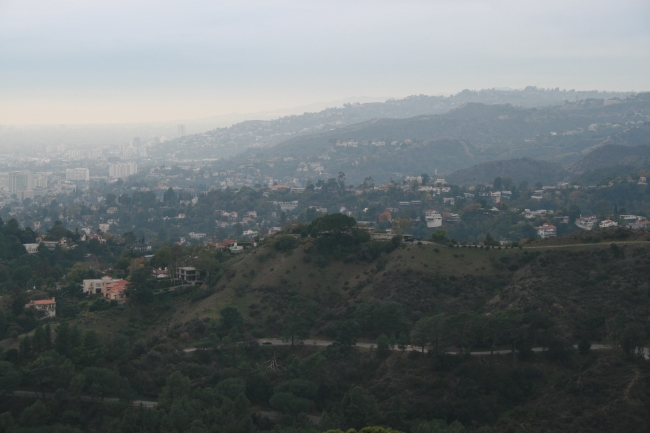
[0,216,648,432]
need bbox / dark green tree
[220,305,244,330]
[376,334,391,358]
[127,267,155,304]
[334,321,361,350]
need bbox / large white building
[109,162,138,179]
[425,210,442,228]
[33,173,48,188]
[9,171,31,194]
[66,168,90,181]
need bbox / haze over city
[1,0,649,125]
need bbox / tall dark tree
[126,267,156,304]
[163,187,177,203]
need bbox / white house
[24,243,40,254]
[535,224,557,239]
[599,220,618,228]
[425,210,442,228]
[82,276,121,295]
[576,216,598,230]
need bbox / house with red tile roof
[104,279,129,304]
[25,298,56,319]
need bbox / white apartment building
[122,146,139,158]
[9,171,32,194]
[33,173,48,188]
[87,149,103,159]
[109,162,138,179]
[66,168,90,181]
[67,150,84,160]
[425,210,442,228]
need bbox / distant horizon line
[1,86,642,128]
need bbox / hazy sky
[1,0,649,125]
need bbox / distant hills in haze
[146,87,650,187]
[149,87,636,161]
[230,93,650,184]
[444,143,650,187]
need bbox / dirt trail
[524,241,649,249]
[624,369,640,401]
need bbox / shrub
[274,235,298,252]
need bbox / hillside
[446,157,570,186]
[445,125,650,186]
[110,229,650,431]
[224,94,650,184]
[3,227,650,433]
[568,142,650,175]
[147,87,635,161]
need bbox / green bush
[274,235,298,252]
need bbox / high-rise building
[9,171,31,194]
[33,173,48,188]
[66,168,90,181]
[87,149,103,159]
[131,137,141,147]
[108,162,138,179]
[67,150,84,160]
[178,124,186,137]
[122,146,138,158]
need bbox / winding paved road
[185,339,648,358]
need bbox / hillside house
[25,298,56,319]
[425,210,442,228]
[555,216,569,224]
[83,276,122,295]
[576,216,598,230]
[153,268,168,279]
[531,191,544,200]
[535,224,557,239]
[629,220,650,230]
[85,234,106,244]
[24,243,39,254]
[230,243,244,254]
[599,220,618,228]
[279,201,298,212]
[105,280,129,304]
[177,267,200,284]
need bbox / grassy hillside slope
[40,228,650,433]
[146,228,650,345]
